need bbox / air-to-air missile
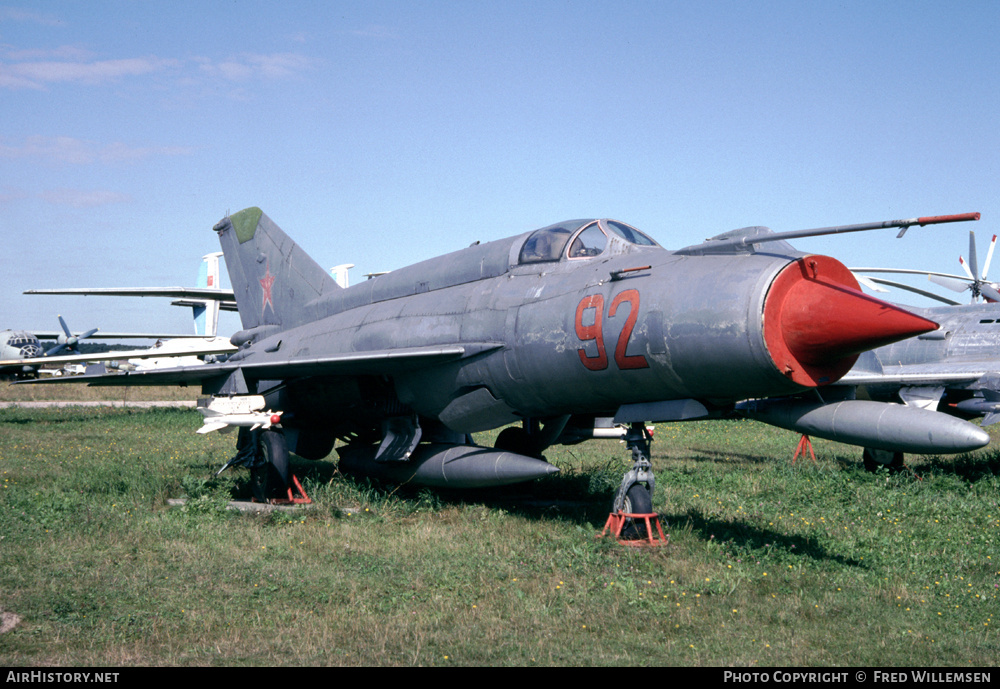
[24,208,989,508]
[196,395,282,434]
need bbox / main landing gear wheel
[251,429,290,502]
[862,447,905,474]
[620,483,653,540]
[612,422,657,539]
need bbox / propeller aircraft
[3,254,241,376]
[25,208,990,515]
[854,230,1000,304]
[0,316,104,378]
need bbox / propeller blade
[928,273,973,293]
[58,314,72,339]
[982,234,997,280]
[968,231,979,283]
[959,255,976,281]
[80,328,99,340]
[44,343,67,357]
[980,282,1000,303]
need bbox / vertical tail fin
[330,263,355,288]
[192,252,223,336]
[213,207,340,332]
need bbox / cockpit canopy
[5,331,39,347]
[518,219,658,264]
[3,330,42,357]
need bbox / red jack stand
[599,511,668,547]
[257,474,312,505]
[792,434,816,464]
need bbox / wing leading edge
[16,343,502,388]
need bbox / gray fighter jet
[28,208,991,511]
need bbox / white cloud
[2,45,94,61]
[0,55,179,89]
[1,48,314,90]
[196,52,314,82]
[40,188,131,208]
[0,136,194,165]
[0,7,62,27]
[0,185,29,204]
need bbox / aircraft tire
[251,430,290,501]
[862,447,905,474]
[620,483,653,540]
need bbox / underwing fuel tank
[737,398,990,454]
[336,443,560,488]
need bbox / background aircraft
[13,254,357,375]
[830,296,1000,470]
[747,230,1000,471]
[25,252,238,336]
[0,314,214,378]
[28,208,990,513]
[0,329,46,378]
[3,255,239,376]
[853,230,1000,305]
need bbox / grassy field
[0,382,197,402]
[0,386,997,666]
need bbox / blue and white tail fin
[192,252,223,336]
[213,207,340,333]
[330,263,354,288]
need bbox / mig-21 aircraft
[27,208,991,514]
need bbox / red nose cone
[764,256,938,387]
[270,414,282,425]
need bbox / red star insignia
[260,263,276,315]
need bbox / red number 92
[575,289,649,371]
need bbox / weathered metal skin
[213,211,928,437]
[228,238,796,431]
[41,207,966,487]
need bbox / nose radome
[763,255,938,387]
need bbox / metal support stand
[792,434,816,464]
[599,511,668,547]
[254,473,312,505]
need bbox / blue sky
[2,1,998,339]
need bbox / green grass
[0,403,997,666]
